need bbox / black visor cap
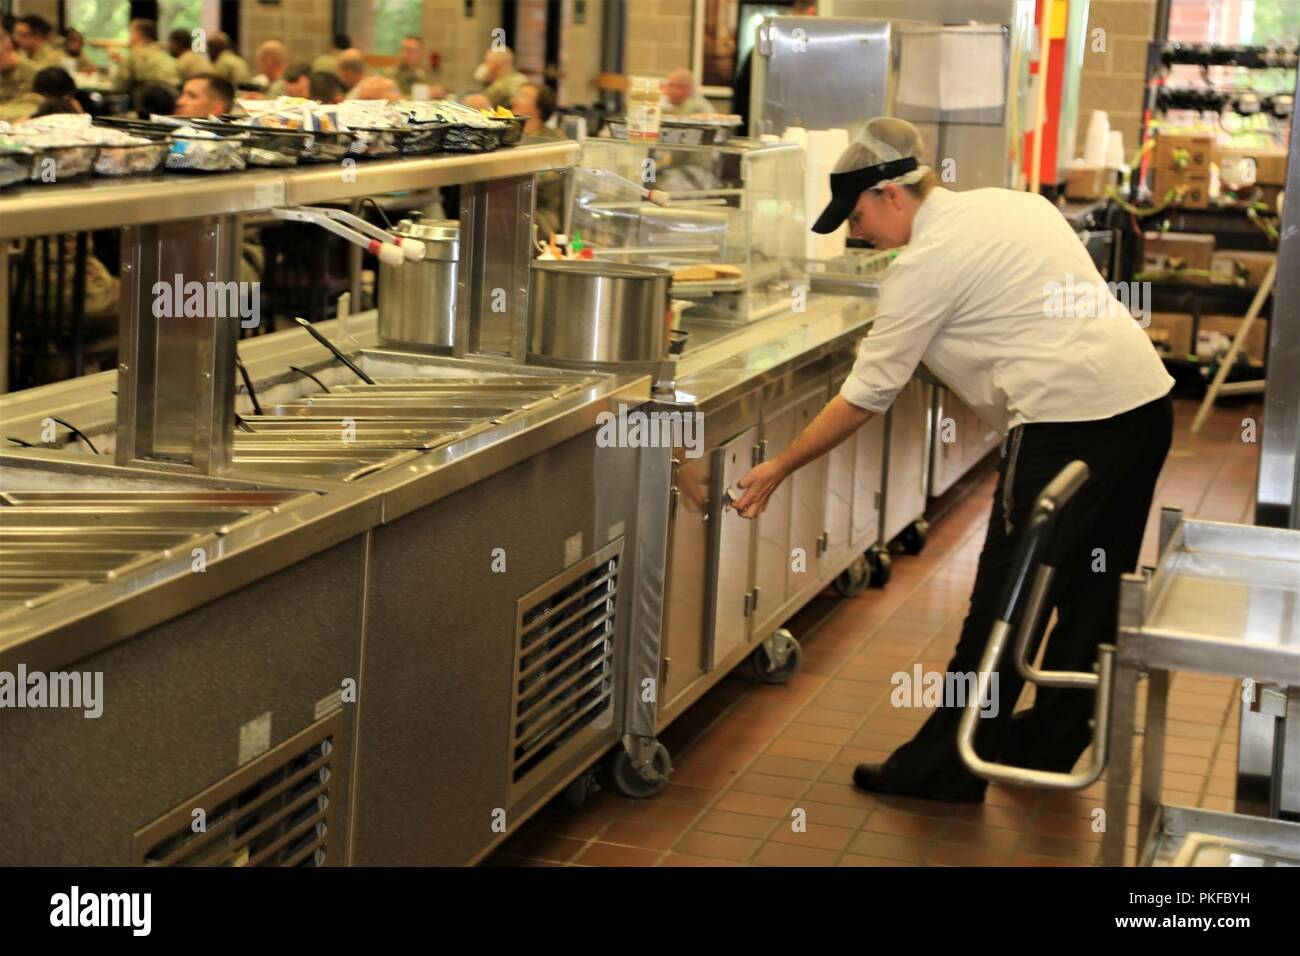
[810,157,920,235]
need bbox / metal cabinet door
[662,453,711,707]
[751,16,895,138]
[788,390,828,601]
[706,426,759,671]
[752,405,797,637]
[883,376,932,542]
[852,412,886,548]
[822,428,857,574]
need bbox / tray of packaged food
[0,119,103,182]
[21,114,171,178]
[96,117,255,172]
[400,99,514,152]
[224,107,356,163]
[606,114,741,146]
[174,118,312,166]
[0,144,35,189]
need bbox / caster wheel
[900,519,929,555]
[561,769,598,812]
[609,742,671,799]
[866,546,892,588]
[832,555,870,597]
[751,629,802,684]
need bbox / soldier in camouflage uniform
[384,36,437,97]
[167,28,211,83]
[0,27,37,103]
[208,32,251,88]
[14,16,64,70]
[112,19,181,94]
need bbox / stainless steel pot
[528,260,673,365]
[377,219,459,351]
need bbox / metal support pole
[456,175,535,360]
[116,216,241,474]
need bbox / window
[66,0,129,45]
[349,0,425,57]
[158,0,207,37]
[1168,0,1300,46]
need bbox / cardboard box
[1200,315,1270,364]
[1219,145,1289,186]
[1143,231,1214,283]
[1065,164,1111,200]
[1146,311,1193,356]
[1155,131,1215,172]
[1210,250,1277,287]
[1153,166,1210,208]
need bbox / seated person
[337,49,367,98]
[385,35,437,96]
[59,28,97,73]
[281,63,312,98]
[174,72,234,118]
[510,83,565,242]
[309,70,343,105]
[352,74,400,102]
[111,18,181,94]
[662,68,711,115]
[135,81,176,118]
[166,27,210,82]
[207,31,251,87]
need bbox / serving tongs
[269,205,426,268]
[292,317,375,385]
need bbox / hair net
[832,117,931,189]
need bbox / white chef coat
[839,186,1175,434]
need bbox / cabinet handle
[752,586,760,612]
[743,590,752,617]
[670,486,679,518]
[752,442,764,466]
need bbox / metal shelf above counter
[0,138,579,240]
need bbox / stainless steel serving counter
[0,139,579,240]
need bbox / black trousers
[879,391,1175,799]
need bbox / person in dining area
[510,83,565,243]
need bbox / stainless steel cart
[1102,509,1300,866]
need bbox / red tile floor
[487,397,1262,867]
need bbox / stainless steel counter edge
[0,139,580,240]
[0,455,383,674]
[0,370,650,673]
[670,295,876,413]
[366,371,652,523]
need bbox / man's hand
[734,458,788,519]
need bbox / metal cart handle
[957,460,1116,790]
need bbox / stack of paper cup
[800,127,850,260]
[1106,130,1125,169]
[1083,110,1110,166]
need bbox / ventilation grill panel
[511,540,621,786]
[133,711,341,867]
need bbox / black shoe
[852,763,985,805]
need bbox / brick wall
[625,0,694,76]
[561,0,606,104]
[240,0,335,66]
[422,0,505,96]
[1076,0,1157,159]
